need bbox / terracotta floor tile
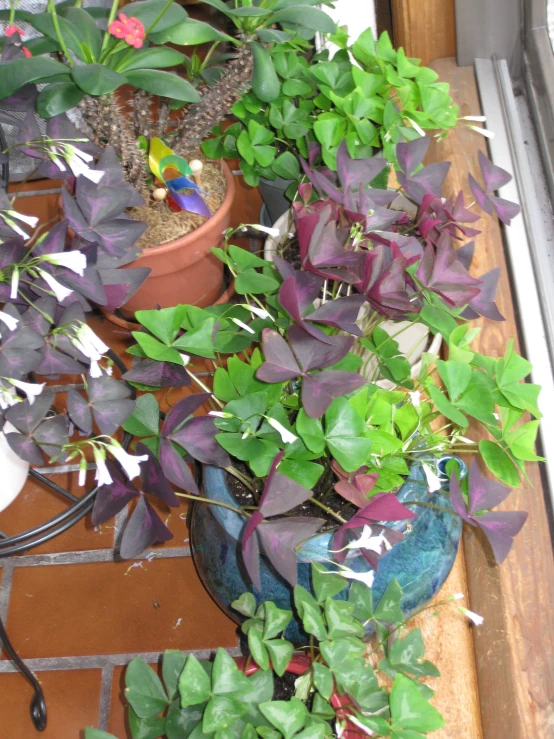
[0,469,113,555]
[8,178,64,228]
[4,557,237,659]
[0,668,101,738]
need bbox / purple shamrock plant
[449,459,527,563]
[107,131,540,577]
[0,75,157,531]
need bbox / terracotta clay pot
[119,161,235,317]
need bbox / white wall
[318,0,377,54]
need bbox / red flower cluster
[108,13,145,49]
[5,25,32,57]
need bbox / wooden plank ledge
[428,58,554,739]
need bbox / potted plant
[0,0,337,313]
[203,28,482,222]
[86,139,536,642]
[85,578,473,739]
[0,67,156,516]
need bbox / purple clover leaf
[449,459,527,563]
[242,451,324,588]
[468,151,521,226]
[256,325,365,418]
[158,393,231,494]
[415,234,483,308]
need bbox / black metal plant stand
[0,351,134,731]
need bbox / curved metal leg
[0,615,47,731]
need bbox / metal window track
[475,57,554,507]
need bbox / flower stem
[185,368,224,408]
[402,500,457,516]
[309,497,346,524]
[99,0,120,56]
[47,0,74,65]
[174,492,251,518]
[226,465,256,493]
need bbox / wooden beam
[391,0,456,65]
[429,58,554,739]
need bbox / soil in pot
[227,461,357,530]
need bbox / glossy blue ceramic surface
[190,458,464,644]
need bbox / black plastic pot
[258,175,294,223]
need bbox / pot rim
[59,160,235,254]
[200,458,454,559]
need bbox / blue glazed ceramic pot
[190,457,464,644]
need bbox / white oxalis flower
[65,145,105,184]
[10,267,19,299]
[93,448,113,487]
[42,250,87,276]
[250,224,280,238]
[241,304,273,321]
[109,443,148,481]
[323,567,375,588]
[231,318,255,334]
[71,323,109,362]
[266,416,297,445]
[38,269,73,302]
[340,525,390,555]
[459,606,484,626]
[0,310,19,332]
[9,378,45,405]
[422,462,442,493]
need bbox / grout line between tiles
[2,545,191,568]
[0,561,14,622]
[98,665,114,732]
[0,643,243,673]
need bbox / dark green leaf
[71,63,125,95]
[211,647,251,695]
[265,639,294,677]
[125,657,169,719]
[150,18,232,45]
[166,699,205,739]
[163,650,187,701]
[263,602,293,640]
[122,394,160,437]
[179,654,212,707]
[248,626,270,671]
[269,6,336,33]
[119,47,186,72]
[390,674,445,733]
[232,592,257,618]
[312,663,333,701]
[129,708,167,739]
[311,563,347,603]
[373,579,403,624]
[478,440,520,486]
[259,698,308,739]
[125,69,200,102]
[36,81,84,118]
[0,57,69,100]
[203,695,246,733]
